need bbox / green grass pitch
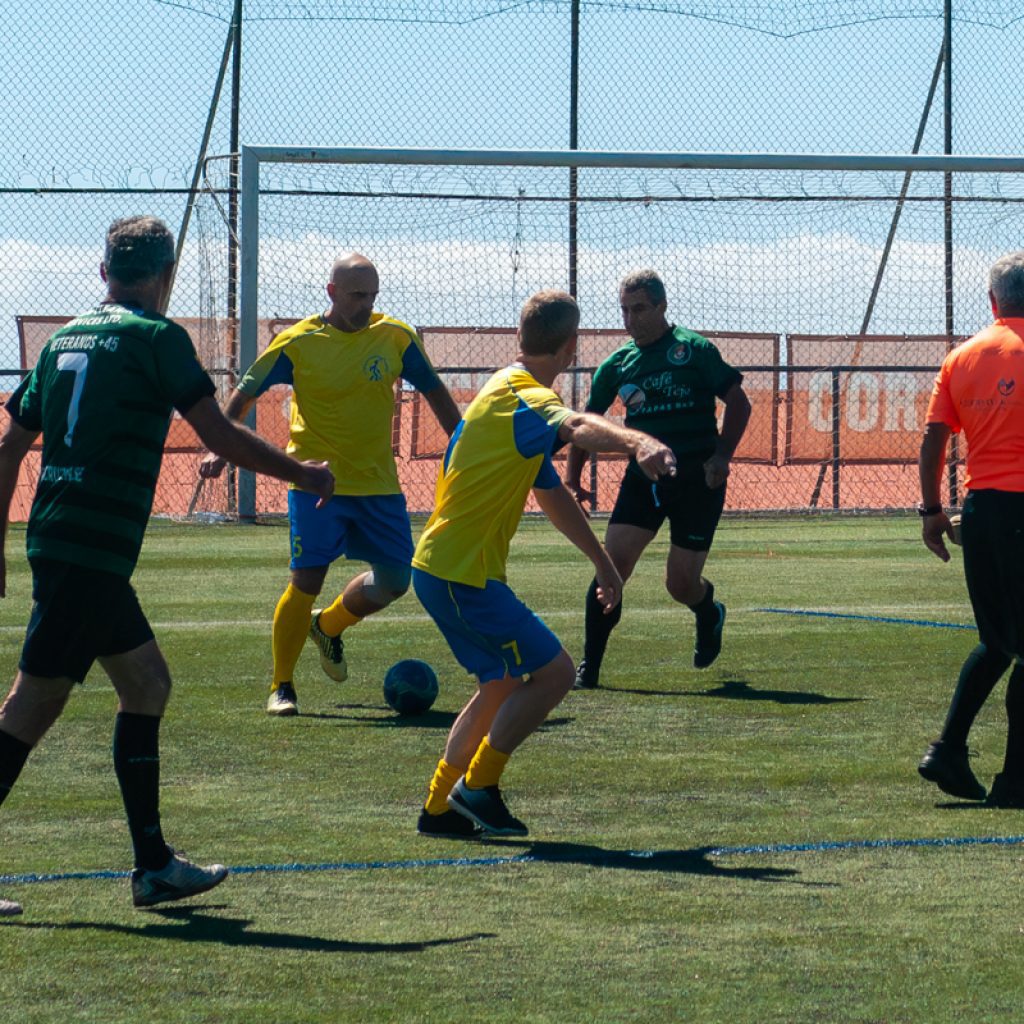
[0,515,1020,1023]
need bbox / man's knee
[532,650,576,701]
[0,673,74,745]
[666,573,703,605]
[364,564,412,606]
[102,641,173,716]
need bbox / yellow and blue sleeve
[238,346,295,397]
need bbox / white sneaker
[266,682,298,716]
[0,897,22,916]
[309,610,348,682]
[131,851,229,908]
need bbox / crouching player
[413,290,676,838]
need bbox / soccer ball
[383,659,439,715]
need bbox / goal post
[218,144,1024,519]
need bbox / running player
[413,290,675,838]
[0,216,334,914]
[566,269,751,688]
[201,254,460,715]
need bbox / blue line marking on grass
[4,834,1024,887]
[758,607,974,630]
[709,834,1024,856]
[0,855,526,886]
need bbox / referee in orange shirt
[917,251,1024,807]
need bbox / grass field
[1,515,1021,1023]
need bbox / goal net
[191,146,1024,518]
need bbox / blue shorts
[412,569,563,683]
[288,490,413,570]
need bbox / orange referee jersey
[926,317,1024,492]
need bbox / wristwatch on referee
[916,503,943,517]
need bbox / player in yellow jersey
[201,254,459,715]
[413,290,676,837]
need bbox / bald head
[326,253,379,332]
[331,252,376,279]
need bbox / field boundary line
[4,833,1024,887]
[758,608,974,630]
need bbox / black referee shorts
[961,489,1024,659]
[609,462,726,552]
[19,558,155,683]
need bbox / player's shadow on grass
[608,679,862,705]
[499,839,814,885]
[11,910,496,953]
[300,705,458,729]
[302,709,574,733]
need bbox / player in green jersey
[0,216,334,915]
[566,269,751,689]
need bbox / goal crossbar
[236,144,1024,516]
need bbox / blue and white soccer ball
[383,659,439,715]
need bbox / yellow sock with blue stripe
[464,736,510,790]
[424,759,464,815]
[271,583,316,689]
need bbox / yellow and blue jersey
[413,364,572,587]
[238,311,441,496]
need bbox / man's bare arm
[558,411,676,481]
[185,396,334,505]
[704,382,752,489]
[198,388,258,478]
[423,383,461,437]
[533,483,622,612]
[918,421,954,562]
[0,417,39,597]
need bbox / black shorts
[20,559,155,683]
[961,490,1024,659]
[609,462,726,552]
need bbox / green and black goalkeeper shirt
[7,303,215,577]
[586,325,743,477]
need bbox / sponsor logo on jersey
[667,341,692,366]
[998,378,1015,397]
[619,383,646,411]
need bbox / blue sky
[3,1,1024,371]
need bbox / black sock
[0,729,33,808]
[113,712,170,871]
[688,580,716,626]
[582,577,623,674]
[1002,662,1024,777]
[939,643,1010,748]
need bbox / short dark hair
[519,290,580,356]
[619,268,667,306]
[104,216,175,284]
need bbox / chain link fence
[4,1,1023,518]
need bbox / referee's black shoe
[918,740,986,801]
[573,659,599,690]
[985,772,1024,808]
[693,601,726,669]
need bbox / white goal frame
[236,144,1024,517]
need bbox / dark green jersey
[587,325,742,472]
[7,302,215,577]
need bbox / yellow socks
[317,596,362,637]
[271,583,316,689]
[424,759,464,815]
[464,736,510,790]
